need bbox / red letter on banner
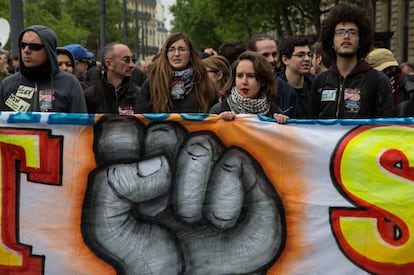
[0,128,62,275]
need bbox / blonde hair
[148,32,216,113]
[202,55,232,98]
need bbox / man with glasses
[65,44,94,89]
[312,3,394,118]
[0,25,86,113]
[247,33,297,117]
[84,42,140,114]
[279,36,317,118]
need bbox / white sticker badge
[16,85,35,99]
[5,93,31,112]
[321,89,337,101]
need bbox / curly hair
[320,3,373,60]
[230,51,278,100]
[148,32,216,113]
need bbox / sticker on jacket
[321,89,337,101]
[118,106,134,115]
[39,90,55,112]
[171,78,185,99]
[5,93,31,112]
[344,88,361,113]
[16,85,35,99]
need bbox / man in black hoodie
[312,3,394,119]
[0,25,87,113]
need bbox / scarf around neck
[171,67,194,100]
[227,86,270,115]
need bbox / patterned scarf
[171,67,194,100]
[227,87,270,115]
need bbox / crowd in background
[0,2,413,122]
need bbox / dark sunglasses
[119,56,135,64]
[20,42,45,51]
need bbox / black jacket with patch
[312,60,394,118]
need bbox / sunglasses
[119,56,135,64]
[20,42,45,51]
[108,56,135,64]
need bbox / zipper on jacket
[33,82,38,112]
[115,89,119,113]
[336,76,344,118]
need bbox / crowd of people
[0,2,413,122]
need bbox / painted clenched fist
[82,115,286,275]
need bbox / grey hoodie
[0,25,87,113]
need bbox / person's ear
[216,71,223,81]
[317,56,323,66]
[104,58,112,69]
[281,55,289,66]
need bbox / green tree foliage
[0,0,373,56]
[0,1,9,19]
[170,0,301,49]
[171,0,222,50]
[0,0,125,55]
[170,0,367,48]
[24,0,89,47]
[63,0,124,53]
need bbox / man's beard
[337,51,356,58]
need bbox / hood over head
[57,47,76,74]
[18,25,59,76]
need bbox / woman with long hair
[136,32,216,113]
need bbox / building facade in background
[125,0,169,61]
[373,0,413,63]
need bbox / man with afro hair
[311,3,394,118]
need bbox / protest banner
[0,112,412,274]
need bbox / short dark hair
[313,41,332,69]
[218,39,247,66]
[247,33,275,51]
[100,42,120,71]
[278,36,310,58]
[320,3,373,60]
